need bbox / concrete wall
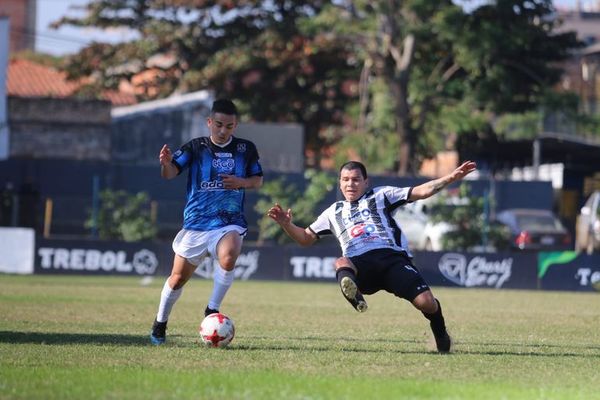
[8,96,112,160]
[111,91,304,172]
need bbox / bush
[85,189,157,242]
[254,170,336,244]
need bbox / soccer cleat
[339,276,368,313]
[204,306,219,317]
[432,327,452,353]
[150,319,167,345]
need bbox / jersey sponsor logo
[199,180,225,190]
[212,158,235,169]
[438,253,513,288]
[215,152,232,157]
[342,209,372,225]
[349,223,377,238]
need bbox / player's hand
[159,144,173,166]
[220,174,244,189]
[451,160,477,181]
[267,203,293,225]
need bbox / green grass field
[1,274,599,399]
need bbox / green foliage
[54,0,581,172]
[54,0,360,160]
[85,189,156,242]
[428,184,511,251]
[254,169,336,244]
[10,50,63,68]
[333,132,399,175]
[575,113,600,135]
[494,111,541,140]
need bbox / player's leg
[412,290,451,353]
[382,254,451,353]
[205,229,243,316]
[335,257,367,313]
[151,254,197,345]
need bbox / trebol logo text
[38,247,158,275]
[438,253,512,288]
[194,251,259,280]
[290,256,336,279]
[575,268,600,291]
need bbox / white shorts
[172,226,247,266]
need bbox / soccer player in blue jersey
[150,99,263,345]
[268,160,476,353]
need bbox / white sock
[207,266,235,311]
[156,280,183,323]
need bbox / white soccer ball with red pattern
[199,313,235,348]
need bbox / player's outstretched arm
[159,144,178,180]
[410,160,477,201]
[267,203,318,246]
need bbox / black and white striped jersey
[309,186,414,258]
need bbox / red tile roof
[6,58,137,106]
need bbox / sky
[35,0,137,55]
[35,0,587,56]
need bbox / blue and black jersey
[171,136,263,231]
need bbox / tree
[53,0,360,167]
[334,0,580,174]
[55,0,580,173]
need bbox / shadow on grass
[2,331,599,359]
[0,331,150,346]
[233,335,600,358]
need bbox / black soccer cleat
[150,319,167,345]
[204,306,220,317]
[432,327,452,353]
[339,276,368,313]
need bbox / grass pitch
[1,274,599,399]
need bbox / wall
[8,96,112,160]
[0,157,555,240]
[111,92,304,173]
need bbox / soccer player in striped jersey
[268,160,476,353]
[151,99,263,345]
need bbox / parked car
[391,197,465,251]
[575,190,600,255]
[494,208,571,251]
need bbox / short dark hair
[211,99,238,116]
[339,161,368,179]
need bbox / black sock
[422,299,447,334]
[336,267,357,284]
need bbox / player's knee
[412,291,437,314]
[334,257,356,273]
[219,253,237,271]
[168,273,188,290]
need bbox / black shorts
[349,248,430,301]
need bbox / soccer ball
[199,313,235,348]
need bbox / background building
[0,0,36,53]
